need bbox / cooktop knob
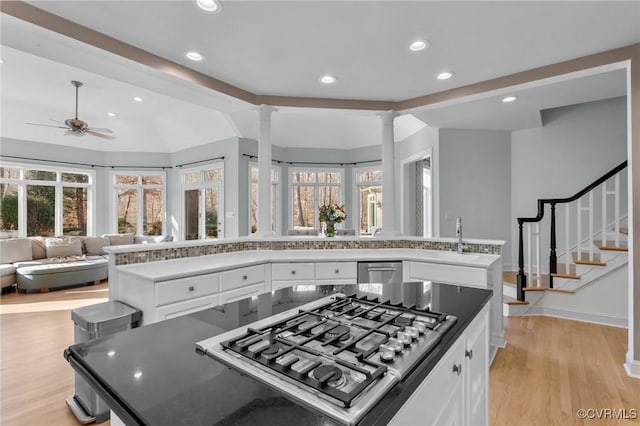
[414,322,427,334]
[405,326,419,340]
[397,331,412,346]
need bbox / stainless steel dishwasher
[357,261,403,284]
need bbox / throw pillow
[45,238,83,258]
[84,237,110,255]
[29,237,47,260]
[0,238,33,264]
[103,233,135,246]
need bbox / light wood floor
[1,285,638,425]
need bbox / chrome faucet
[456,217,466,254]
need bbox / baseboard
[624,353,640,379]
[525,305,628,328]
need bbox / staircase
[504,161,629,317]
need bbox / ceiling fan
[26,80,115,140]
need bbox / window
[354,167,383,236]
[248,163,281,234]
[181,164,224,240]
[0,164,94,237]
[111,172,165,235]
[289,168,343,230]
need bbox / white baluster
[602,180,607,254]
[535,223,541,287]
[614,173,620,247]
[576,197,582,260]
[527,223,532,287]
[589,192,594,262]
[565,203,570,271]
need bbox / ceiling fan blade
[26,122,69,129]
[49,118,67,125]
[86,127,113,133]
[85,130,115,140]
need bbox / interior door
[204,186,222,239]
[185,189,199,240]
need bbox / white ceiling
[1,1,638,152]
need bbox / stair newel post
[517,219,527,301]
[549,202,557,289]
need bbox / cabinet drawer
[156,273,219,307]
[409,261,487,287]
[271,262,315,281]
[220,264,266,292]
[315,262,357,281]
[155,293,219,321]
[219,282,265,305]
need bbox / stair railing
[516,161,627,301]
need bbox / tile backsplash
[114,239,502,266]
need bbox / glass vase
[325,222,336,237]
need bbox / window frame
[110,170,166,236]
[288,167,344,231]
[0,162,95,237]
[352,165,383,236]
[248,162,281,235]
[179,162,224,240]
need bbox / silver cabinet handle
[367,267,398,272]
[188,286,195,292]
[291,270,296,275]
[465,349,473,359]
[334,269,340,274]
[242,275,248,280]
[453,363,462,376]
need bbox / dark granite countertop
[65,282,491,426]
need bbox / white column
[254,105,277,237]
[378,110,401,236]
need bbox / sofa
[0,234,172,293]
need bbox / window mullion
[55,183,63,236]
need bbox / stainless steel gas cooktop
[196,291,457,425]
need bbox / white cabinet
[155,273,219,306]
[155,294,220,321]
[219,264,265,292]
[314,261,357,284]
[406,261,487,287]
[390,303,490,426]
[271,262,315,290]
[390,335,465,426]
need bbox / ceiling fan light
[196,0,221,13]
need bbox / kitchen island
[65,281,492,426]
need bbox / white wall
[438,128,512,257]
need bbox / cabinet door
[154,294,220,321]
[389,337,465,426]
[465,305,490,426]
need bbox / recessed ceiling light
[0,59,4,64]
[319,75,336,84]
[195,0,221,13]
[409,40,429,52]
[502,96,517,103]
[437,72,454,80]
[186,51,204,61]
[107,112,116,117]
[133,97,143,102]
